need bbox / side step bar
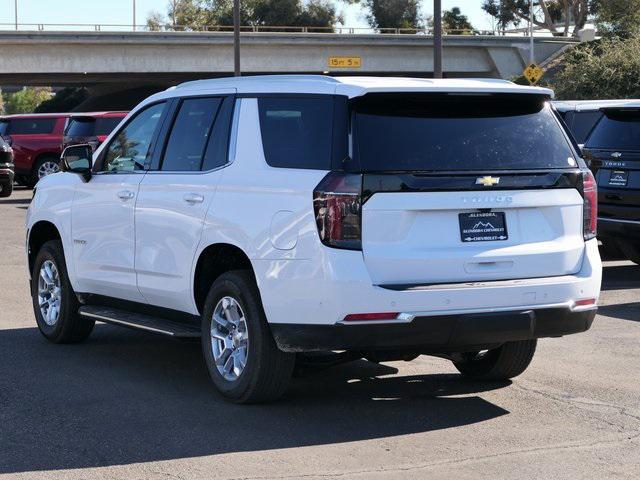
[78,305,200,338]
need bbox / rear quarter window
[7,118,56,135]
[258,97,334,169]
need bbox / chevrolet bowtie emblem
[476,176,500,187]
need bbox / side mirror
[61,144,92,181]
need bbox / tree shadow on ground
[0,325,510,474]
[597,302,640,323]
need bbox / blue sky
[0,1,494,30]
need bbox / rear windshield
[5,118,56,135]
[95,117,124,135]
[567,111,603,144]
[352,94,577,172]
[585,110,640,151]
[66,118,95,137]
[66,116,123,137]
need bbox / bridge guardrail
[0,22,534,37]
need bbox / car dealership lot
[1,187,639,479]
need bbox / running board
[78,305,200,338]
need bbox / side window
[102,102,165,173]
[8,118,56,135]
[161,97,222,172]
[258,97,334,169]
[202,96,234,171]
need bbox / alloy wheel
[37,161,60,179]
[210,296,249,381]
[38,260,62,326]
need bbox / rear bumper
[598,217,640,242]
[255,238,602,330]
[271,306,596,352]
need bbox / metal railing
[0,22,509,36]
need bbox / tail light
[313,172,363,250]
[582,170,597,240]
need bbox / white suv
[26,76,602,403]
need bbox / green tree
[2,87,52,115]
[552,36,640,99]
[442,7,474,34]
[594,0,640,38]
[146,11,165,31]
[481,0,592,37]
[148,0,338,30]
[361,0,423,30]
[35,87,89,113]
[482,0,521,33]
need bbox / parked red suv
[62,111,128,152]
[0,113,70,187]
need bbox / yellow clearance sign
[523,63,544,85]
[328,56,362,68]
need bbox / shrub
[552,36,640,100]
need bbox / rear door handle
[117,190,135,201]
[183,193,204,205]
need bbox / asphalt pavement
[1,187,639,479]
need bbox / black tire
[201,270,295,403]
[29,155,60,187]
[453,340,537,380]
[0,179,12,198]
[31,240,94,343]
[615,241,640,265]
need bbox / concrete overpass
[0,31,576,87]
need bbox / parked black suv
[0,136,14,198]
[583,104,640,263]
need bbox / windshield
[351,94,577,172]
[585,110,640,151]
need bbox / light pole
[233,0,240,76]
[529,0,535,64]
[133,0,136,31]
[14,0,18,31]
[433,0,443,78]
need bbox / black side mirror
[61,144,92,182]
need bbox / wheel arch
[28,220,62,278]
[31,151,61,174]
[192,243,257,316]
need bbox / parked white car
[26,75,602,403]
